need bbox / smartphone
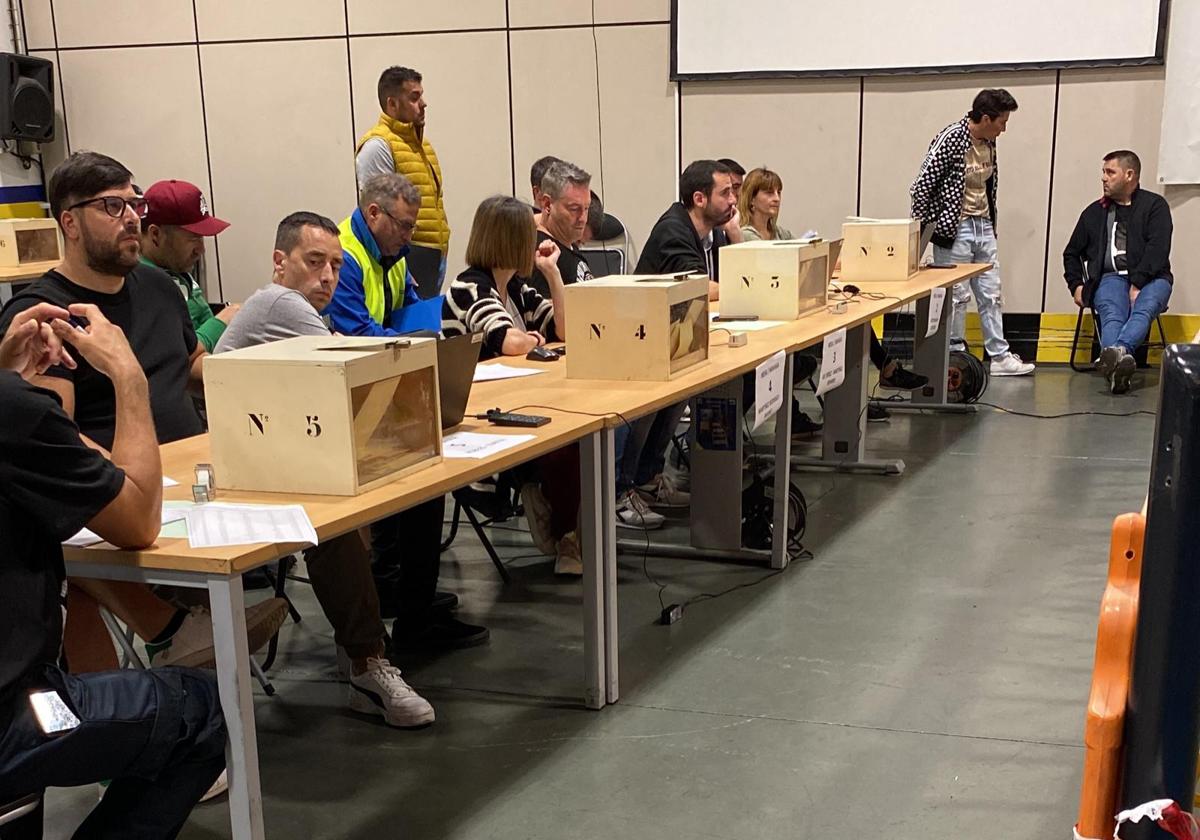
[30,690,81,735]
[712,315,759,322]
[927,263,957,269]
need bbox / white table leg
[888,290,977,416]
[579,431,606,710]
[207,574,265,839]
[600,427,619,705]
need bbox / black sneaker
[879,364,929,391]
[1111,352,1136,394]
[791,407,823,436]
[392,617,490,651]
[867,403,890,422]
[1097,346,1122,379]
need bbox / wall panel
[202,39,356,301]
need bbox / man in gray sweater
[215,211,436,729]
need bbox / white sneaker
[637,473,690,508]
[989,352,1035,376]
[348,657,435,728]
[520,483,556,555]
[615,489,665,530]
[554,531,583,576]
[147,599,288,669]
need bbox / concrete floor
[44,366,1161,839]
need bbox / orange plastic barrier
[1076,512,1146,840]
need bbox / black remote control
[481,409,550,428]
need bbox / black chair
[440,480,520,585]
[1070,306,1167,372]
[406,245,444,299]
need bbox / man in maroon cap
[139,179,239,353]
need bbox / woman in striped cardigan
[440,195,581,575]
[441,195,567,357]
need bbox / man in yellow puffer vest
[356,66,450,290]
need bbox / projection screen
[672,0,1168,80]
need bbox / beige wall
[21,0,1197,312]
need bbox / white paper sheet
[163,476,179,487]
[925,287,947,338]
[815,328,847,397]
[472,363,547,382]
[185,503,318,549]
[64,507,188,548]
[709,317,787,332]
[752,350,786,431]
[442,431,536,459]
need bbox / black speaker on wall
[0,53,54,143]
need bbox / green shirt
[139,256,225,352]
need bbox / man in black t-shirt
[526,159,595,298]
[0,153,204,450]
[0,151,284,675]
[0,301,224,837]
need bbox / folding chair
[1070,306,1167,373]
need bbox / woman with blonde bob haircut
[443,195,567,358]
[442,195,583,575]
[739,167,794,242]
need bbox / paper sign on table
[752,350,786,431]
[708,316,787,332]
[815,327,847,397]
[472,364,547,383]
[925,287,947,338]
[442,431,536,459]
[185,503,317,549]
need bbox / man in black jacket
[637,159,735,301]
[1063,149,1173,394]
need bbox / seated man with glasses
[0,151,204,447]
[324,172,442,337]
[322,171,488,654]
[0,151,288,680]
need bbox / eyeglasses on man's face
[382,206,416,234]
[68,195,150,219]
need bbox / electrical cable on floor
[974,401,1156,419]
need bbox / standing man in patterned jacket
[910,89,1034,376]
[355,66,450,293]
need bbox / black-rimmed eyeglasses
[67,196,150,219]
[381,206,416,234]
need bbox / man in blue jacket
[324,172,442,337]
[325,173,486,651]
[1063,149,1173,394]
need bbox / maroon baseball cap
[143,180,229,236]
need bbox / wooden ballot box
[840,217,920,282]
[204,336,442,495]
[718,239,830,320]
[0,218,62,267]
[564,274,710,381]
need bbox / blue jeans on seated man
[1092,273,1172,353]
[933,216,1010,359]
[0,664,225,839]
